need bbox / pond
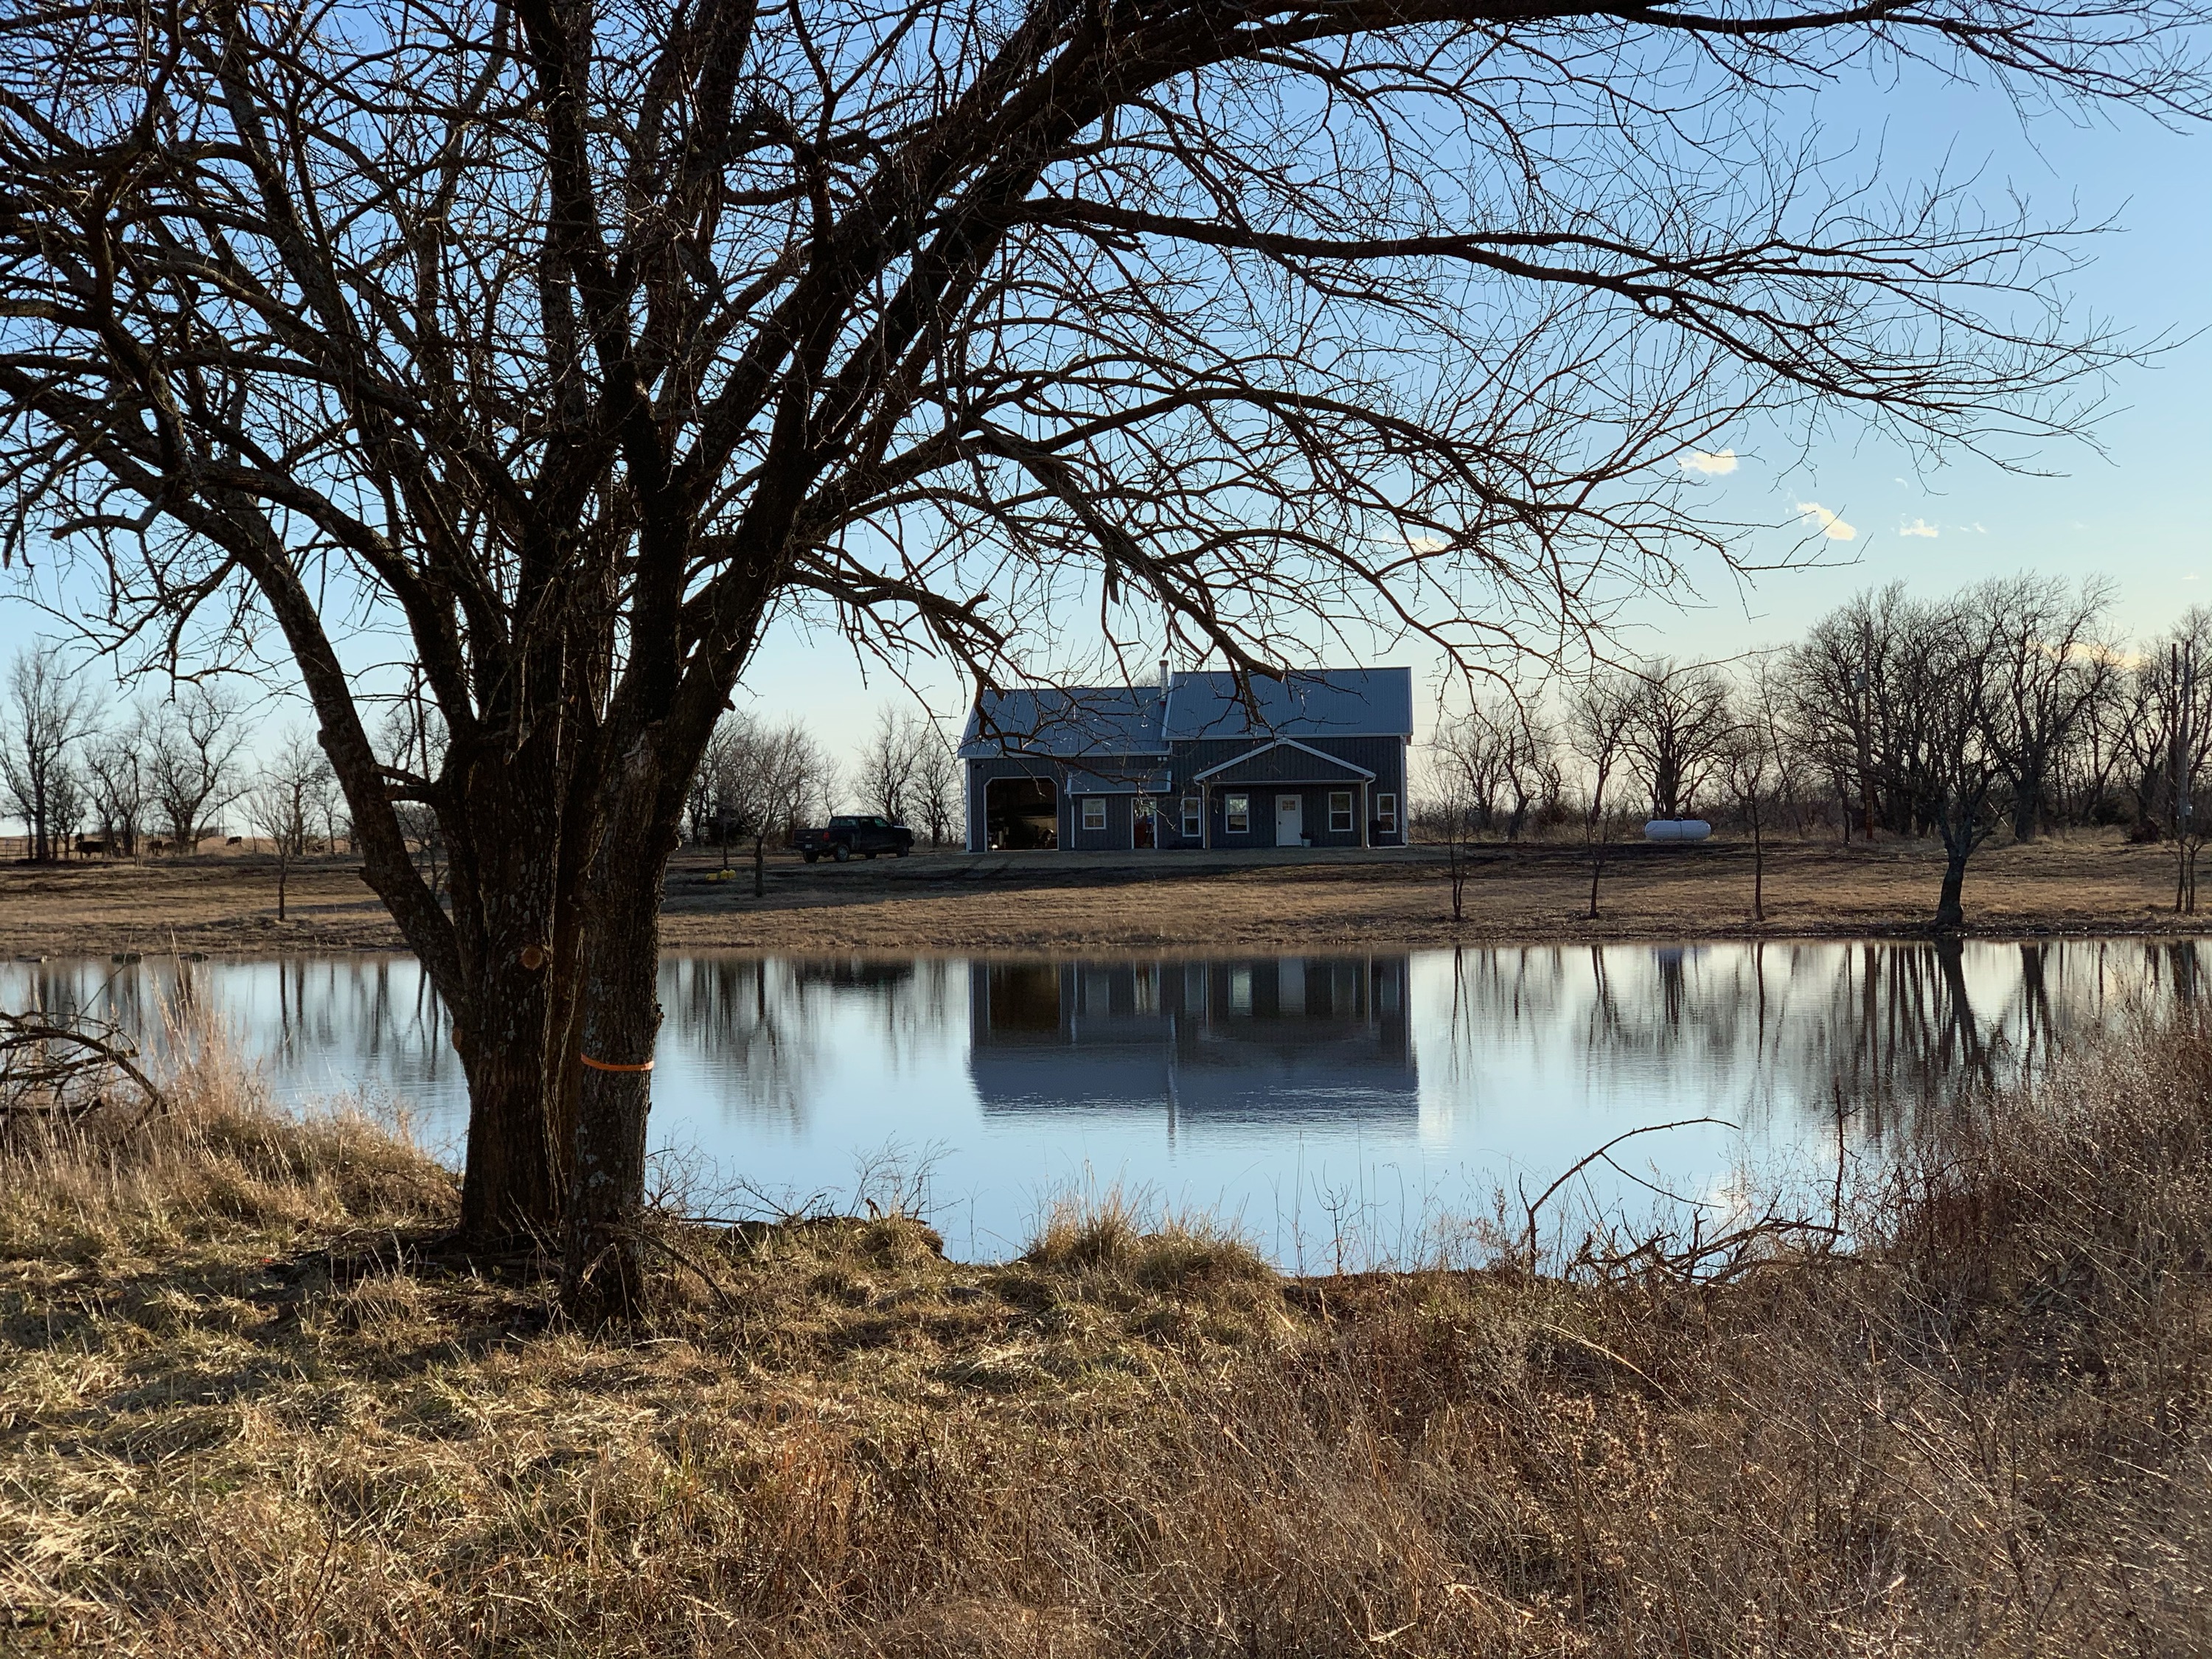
[4,939,2199,1265]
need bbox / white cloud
[1796,501,1858,543]
[1899,518,1939,538]
[1677,449,1739,476]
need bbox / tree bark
[562,790,677,1323]
[434,761,577,1242]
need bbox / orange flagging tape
[580,1054,655,1074]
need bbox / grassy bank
[0,1021,2207,1652]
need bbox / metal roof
[959,667,1412,758]
[1161,668,1413,740]
[958,686,1168,759]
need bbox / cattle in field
[75,838,107,856]
[226,835,243,846]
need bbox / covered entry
[986,776,1057,849]
[1195,737,1377,848]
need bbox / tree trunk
[1934,845,1969,931]
[276,853,288,921]
[433,768,578,1245]
[1751,818,1764,922]
[563,779,680,1324]
[754,832,766,899]
[2011,766,2042,841]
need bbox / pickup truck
[793,815,915,863]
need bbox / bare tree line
[1426,574,2209,925]
[0,647,323,863]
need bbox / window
[1180,797,1200,838]
[1329,791,1354,833]
[1225,793,1250,834]
[1081,797,1107,832]
[1377,793,1398,835]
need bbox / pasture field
[0,830,2198,959]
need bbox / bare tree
[703,714,836,896]
[1972,574,2118,840]
[81,726,148,858]
[1902,597,2008,931]
[0,0,2188,1315]
[0,643,92,863]
[1619,659,1733,823]
[2120,616,2212,910]
[859,710,925,825]
[1568,674,1638,920]
[1719,690,1779,923]
[911,723,962,849]
[245,731,326,921]
[1434,698,1558,841]
[146,686,248,855]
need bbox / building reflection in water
[967,956,1415,1124]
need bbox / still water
[4,940,2198,1265]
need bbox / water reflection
[970,957,1415,1121]
[1,938,2199,1262]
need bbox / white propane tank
[1643,818,1713,842]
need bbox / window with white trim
[1081,797,1107,832]
[1377,793,1398,834]
[1180,797,1200,838]
[1225,793,1250,833]
[1329,790,1354,832]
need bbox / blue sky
[737,60,2212,759]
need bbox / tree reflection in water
[0,939,2202,1162]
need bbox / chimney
[1158,656,1170,691]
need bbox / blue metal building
[959,667,1413,852]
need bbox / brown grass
[0,1007,2207,1652]
[1,829,2200,957]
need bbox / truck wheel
[802,852,818,864]
[832,844,849,863]
[864,850,877,859]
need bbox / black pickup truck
[793,815,915,863]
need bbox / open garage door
[987,776,1058,849]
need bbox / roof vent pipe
[1158,656,1170,690]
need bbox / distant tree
[1619,659,1733,822]
[46,757,86,858]
[911,723,962,849]
[245,731,326,920]
[1434,698,1559,841]
[1899,597,2007,931]
[80,726,147,857]
[859,711,929,826]
[1719,688,1781,923]
[147,686,248,854]
[1568,674,1638,919]
[1972,574,2118,840]
[701,715,836,897]
[0,642,92,862]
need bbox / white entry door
[1275,793,1303,846]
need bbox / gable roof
[1193,737,1376,785]
[959,686,1167,759]
[1162,668,1413,740]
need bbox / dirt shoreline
[1,830,2202,959]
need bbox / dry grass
[1,830,2201,958]
[0,1010,2207,1653]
